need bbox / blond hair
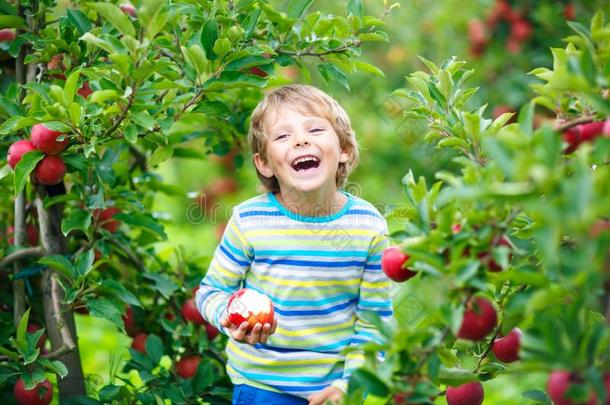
[247,84,360,193]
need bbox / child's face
[253,104,350,196]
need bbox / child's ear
[253,152,274,178]
[338,148,350,164]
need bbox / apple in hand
[13,378,53,405]
[176,355,202,379]
[492,327,522,363]
[34,156,66,185]
[381,246,417,282]
[446,381,484,405]
[7,140,36,169]
[457,296,497,341]
[31,124,68,155]
[227,288,275,331]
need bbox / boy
[196,84,393,405]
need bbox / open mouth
[291,155,321,172]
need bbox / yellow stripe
[212,262,241,280]
[245,229,377,238]
[276,319,354,337]
[256,273,360,287]
[227,340,338,366]
[229,220,250,251]
[361,280,390,289]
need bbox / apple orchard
[1,1,610,405]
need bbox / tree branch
[556,116,596,132]
[42,343,74,360]
[103,86,137,138]
[0,246,45,269]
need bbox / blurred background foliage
[2,0,607,403]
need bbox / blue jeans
[232,384,308,405]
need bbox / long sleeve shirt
[195,191,393,399]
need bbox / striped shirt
[196,191,393,398]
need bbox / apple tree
[0,0,393,403]
[343,11,610,405]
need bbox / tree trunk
[12,192,26,326]
[36,184,86,399]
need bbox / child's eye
[310,128,324,133]
[275,134,288,140]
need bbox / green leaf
[38,358,69,378]
[14,150,44,196]
[87,297,124,330]
[0,15,26,29]
[212,38,231,60]
[192,362,214,392]
[66,9,92,35]
[522,389,551,404]
[358,32,388,42]
[88,3,136,37]
[167,113,207,136]
[518,101,534,137]
[39,255,76,281]
[61,209,92,237]
[317,63,349,90]
[142,273,179,299]
[16,307,30,347]
[148,145,173,167]
[130,111,155,131]
[63,70,80,106]
[98,280,142,307]
[74,249,95,278]
[200,19,219,60]
[241,8,261,39]
[225,55,270,71]
[90,90,119,104]
[181,45,208,75]
[348,369,389,397]
[352,61,384,76]
[287,0,313,19]
[145,334,163,364]
[346,0,363,18]
[0,116,37,134]
[99,385,121,402]
[203,71,267,91]
[0,0,17,15]
[114,212,167,240]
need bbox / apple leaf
[38,358,68,379]
[192,362,214,393]
[240,8,261,40]
[39,255,77,282]
[88,2,135,38]
[61,208,92,237]
[348,369,389,397]
[317,63,349,91]
[14,150,43,196]
[142,273,179,300]
[145,334,163,364]
[98,280,142,308]
[200,19,218,60]
[522,389,552,404]
[15,307,30,348]
[66,9,92,35]
[20,368,46,391]
[287,0,313,19]
[86,297,124,331]
[346,0,363,19]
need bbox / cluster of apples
[7,124,69,185]
[562,120,610,154]
[468,0,564,57]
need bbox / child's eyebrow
[270,118,327,132]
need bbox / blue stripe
[221,239,248,259]
[246,285,357,307]
[274,299,357,316]
[364,264,381,270]
[256,337,353,353]
[220,245,250,267]
[240,210,282,218]
[272,383,331,392]
[254,258,365,267]
[256,249,368,258]
[345,209,382,218]
[358,300,392,308]
[230,363,343,382]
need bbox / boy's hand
[307,386,344,405]
[220,317,277,345]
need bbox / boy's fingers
[270,318,277,334]
[248,323,263,345]
[259,323,271,343]
[233,322,249,340]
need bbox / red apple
[510,19,532,41]
[176,355,201,379]
[381,246,417,282]
[7,224,39,246]
[0,28,16,42]
[27,323,47,350]
[227,288,275,331]
[34,155,66,185]
[446,381,484,405]
[122,306,139,336]
[120,3,137,17]
[248,66,268,78]
[457,296,497,341]
[205,320,219,341]
[452,223,463,234]
[564,4,575,20]
[181,298,205,325]
[13,378,53,405]
[547,370,596,405]
[77,81,93,98]
[468,19,487,48]
[31,124,69,155]
[492,328,522,363]
[94,207,121,233]
[131,333,148,353]
[7,140,36,169]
